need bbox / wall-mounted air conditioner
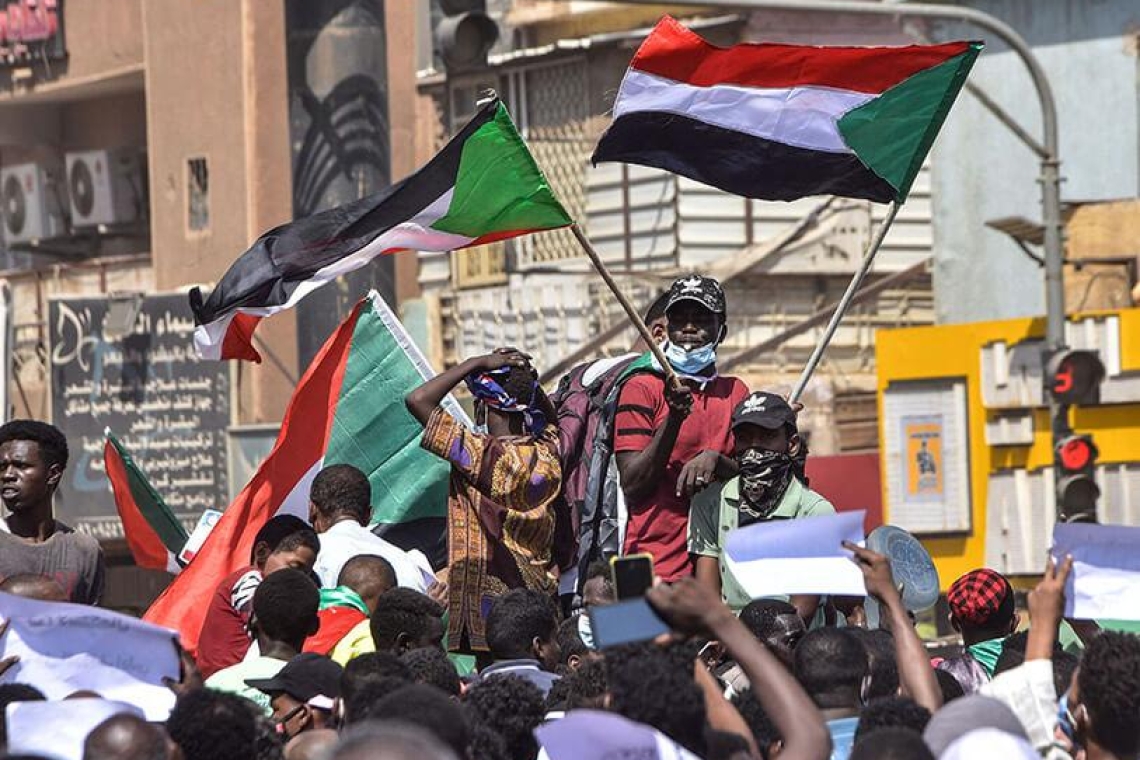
[0,162,65,245]
[65,148,147,229]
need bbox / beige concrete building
[0,0,417,607]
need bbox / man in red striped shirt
[614,276,749,581]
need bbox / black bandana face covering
[737,447,795,523]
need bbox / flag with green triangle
[191,96,571,362]
[145,292,467,655]
[104,429,188,573]
[593,15,981,204]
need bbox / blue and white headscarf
[465,366,546,434]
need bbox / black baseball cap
[246,653,343,708]
[731,392,796,430]
[665,275,726,315]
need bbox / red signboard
[0,0,64,66]
[805,451,884,534]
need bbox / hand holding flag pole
[589,17,980,404]
[570,223,682,390]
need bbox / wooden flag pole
[790,201,902,404]
[570,223,681,387]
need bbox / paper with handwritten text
[0,592,178,720]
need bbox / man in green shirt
[689,391,835,611]
[205,568,320,714]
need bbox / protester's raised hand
[647,577,733,639]
[475,347,531,372]
[843,541,901,606]
[664,380,693,419]
[163,639,204,696]
[0,619,18,678]
[1028,553,1074,627]
[1023,553,1075,662]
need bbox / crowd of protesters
[0,273,1138,760]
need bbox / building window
[187,157,209,233]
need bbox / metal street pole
[791,201,901,404]
[615,0,1066,511]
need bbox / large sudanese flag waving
[192,96,572,362]
[592,15,982,204]
[145,292,465,655]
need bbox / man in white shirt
[308,464,432,593]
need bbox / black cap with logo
[665,275,726,315]
[731,391,797,430]
[246,652,343,707]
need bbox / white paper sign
[6,699,144,760]
[724,511,867,599]
[1053,522,1140,621]
[0,591,179,720]
[536,709,701,760]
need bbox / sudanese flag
[104,429,188,574]
[145,292,459,655]
[592,16,981,204]
[192,97,571,362]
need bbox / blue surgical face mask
[663,340,716,375]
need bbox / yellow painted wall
[876,308,1140,587]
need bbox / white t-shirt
[313,520,433,592]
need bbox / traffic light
[1045,349,1105,405]
[435,0,499,72]
[1055,433,1099,522]
[1044,347,1105,522]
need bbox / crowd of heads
[1,269,1140,760]
[0,438,1138,760]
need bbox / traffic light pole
[616,0,1067,512]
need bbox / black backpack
[550,353,658,588]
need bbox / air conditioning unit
[65,148,146,228]
[0,163,65,245]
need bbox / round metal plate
[866,524,940,612]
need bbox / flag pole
[570,223,680,387]
[790,201,902,404]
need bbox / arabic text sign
[0,0,66,66]
[49,293,231,539]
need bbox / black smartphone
[610,553,654,600]
[588,598,671,649]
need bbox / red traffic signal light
[1058,435,1096,470]
[1055,433,1099,522]
[1045,349,1105,405]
